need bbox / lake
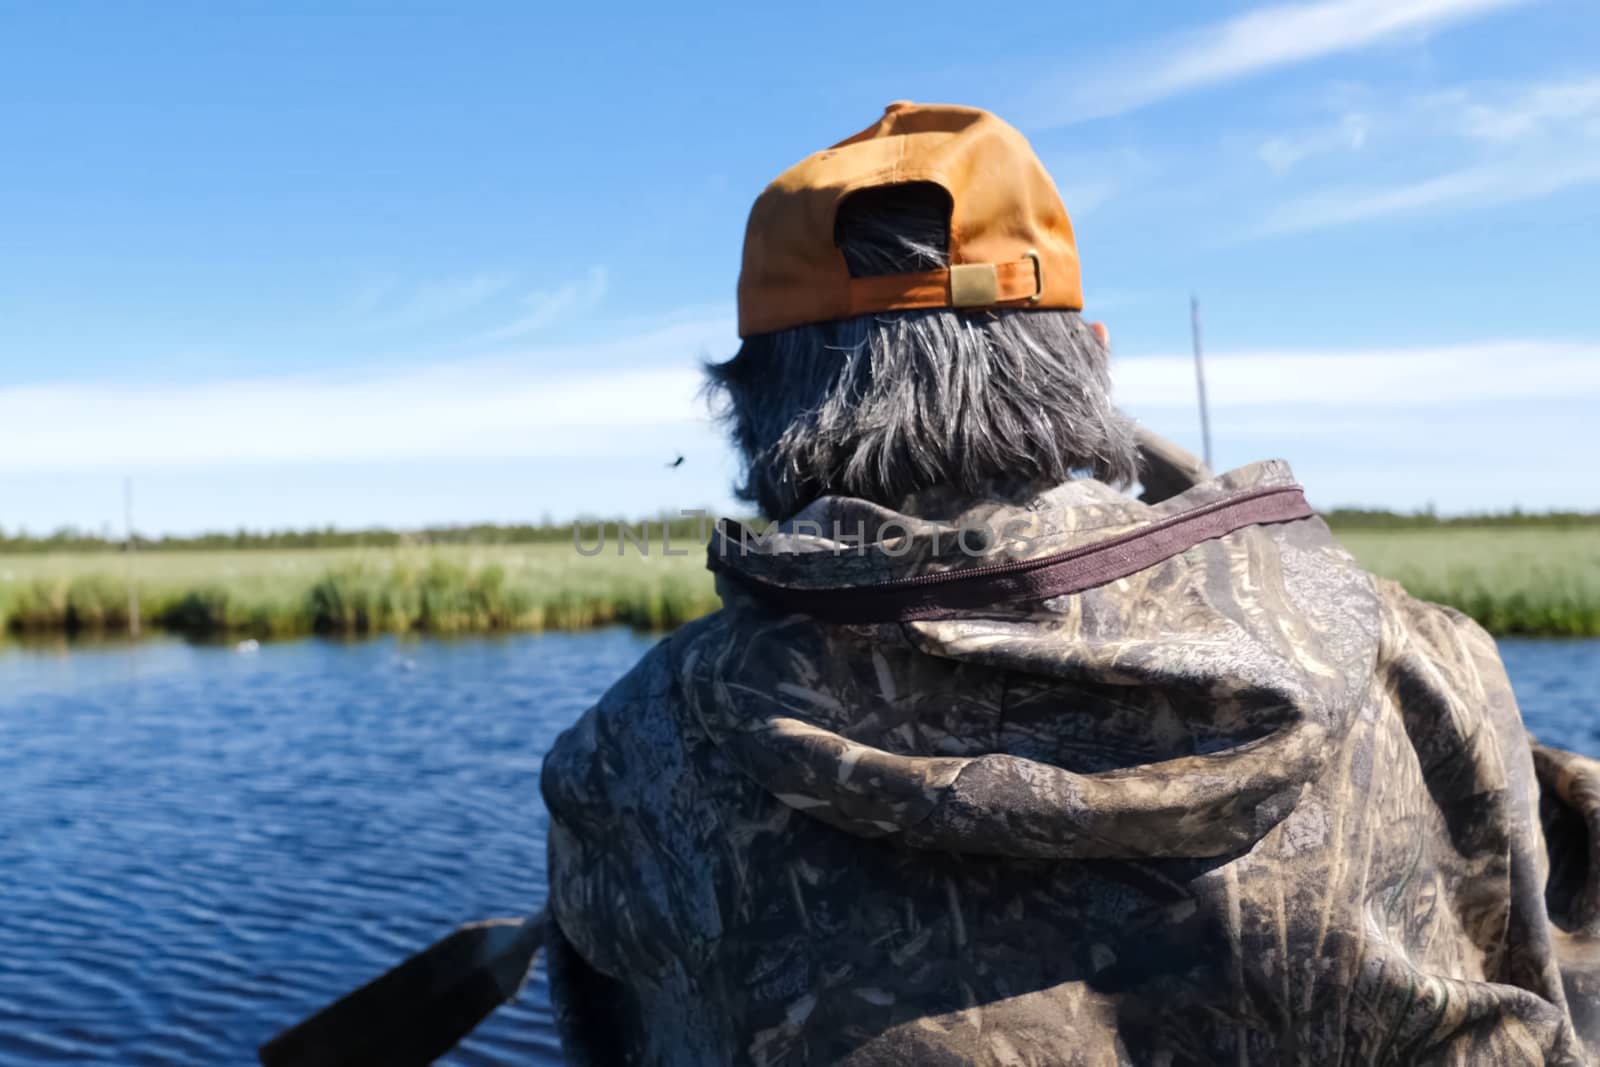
[1,630,1596,1066]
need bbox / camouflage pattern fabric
[541,459,1600,1065]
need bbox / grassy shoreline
[1333,528,1599,637]
[2,526,1597,641]
[0,545,720,641]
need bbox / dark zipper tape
[707,484,1315,624]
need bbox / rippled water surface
[0,630,658,1066]
[0,631,1595,1066]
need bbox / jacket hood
[680,460,1381,861]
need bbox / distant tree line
[1319,507,1600,530]
[0,507,1594,553]
[0,514,720,553]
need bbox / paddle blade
[1135,426,1210,504]
[259,911,547,1067]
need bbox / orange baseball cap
[736,102,1084,338]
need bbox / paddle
[1134,426,1209,505]
[259,910,548,1067]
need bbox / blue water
[0,630,658,1067]
[0,631,1594,1066]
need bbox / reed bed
[0,544,719,640]
[0,526,1596,640]
[1333,527,1600,638]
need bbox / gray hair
[706,182,1138,519]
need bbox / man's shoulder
[540,612,725,822]
[541,614,733,983]
[1372,575,1504,675]
[1370,576,1527,752]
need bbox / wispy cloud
[1044,146,1157,218]
[344,278,397,319]
[360,273,515,332]
[1257,112,1371,173]
[1450,75,1600,141]
[7,329,1594,479]
[1026,0,1528,125]
[1252,75,1600,234]
[6,328,1594,521]
[0,311,734,472]
[472,266,609,344]
[1252,75,1600,170]
[1056,177,1120,218]
[1113,341,1600,410]
[1116,340,1600,511]
[1256,155,1600,234]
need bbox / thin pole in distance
[1190,294,1214,471]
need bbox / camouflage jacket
[541,458,1600,1065]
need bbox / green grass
[1333,527,1600,638]
[0,543,720,640]
[1,526,1596,640]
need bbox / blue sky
[2,0,1598,535]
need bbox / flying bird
[666,455,685,468]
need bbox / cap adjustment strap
[846,252,1046,317]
